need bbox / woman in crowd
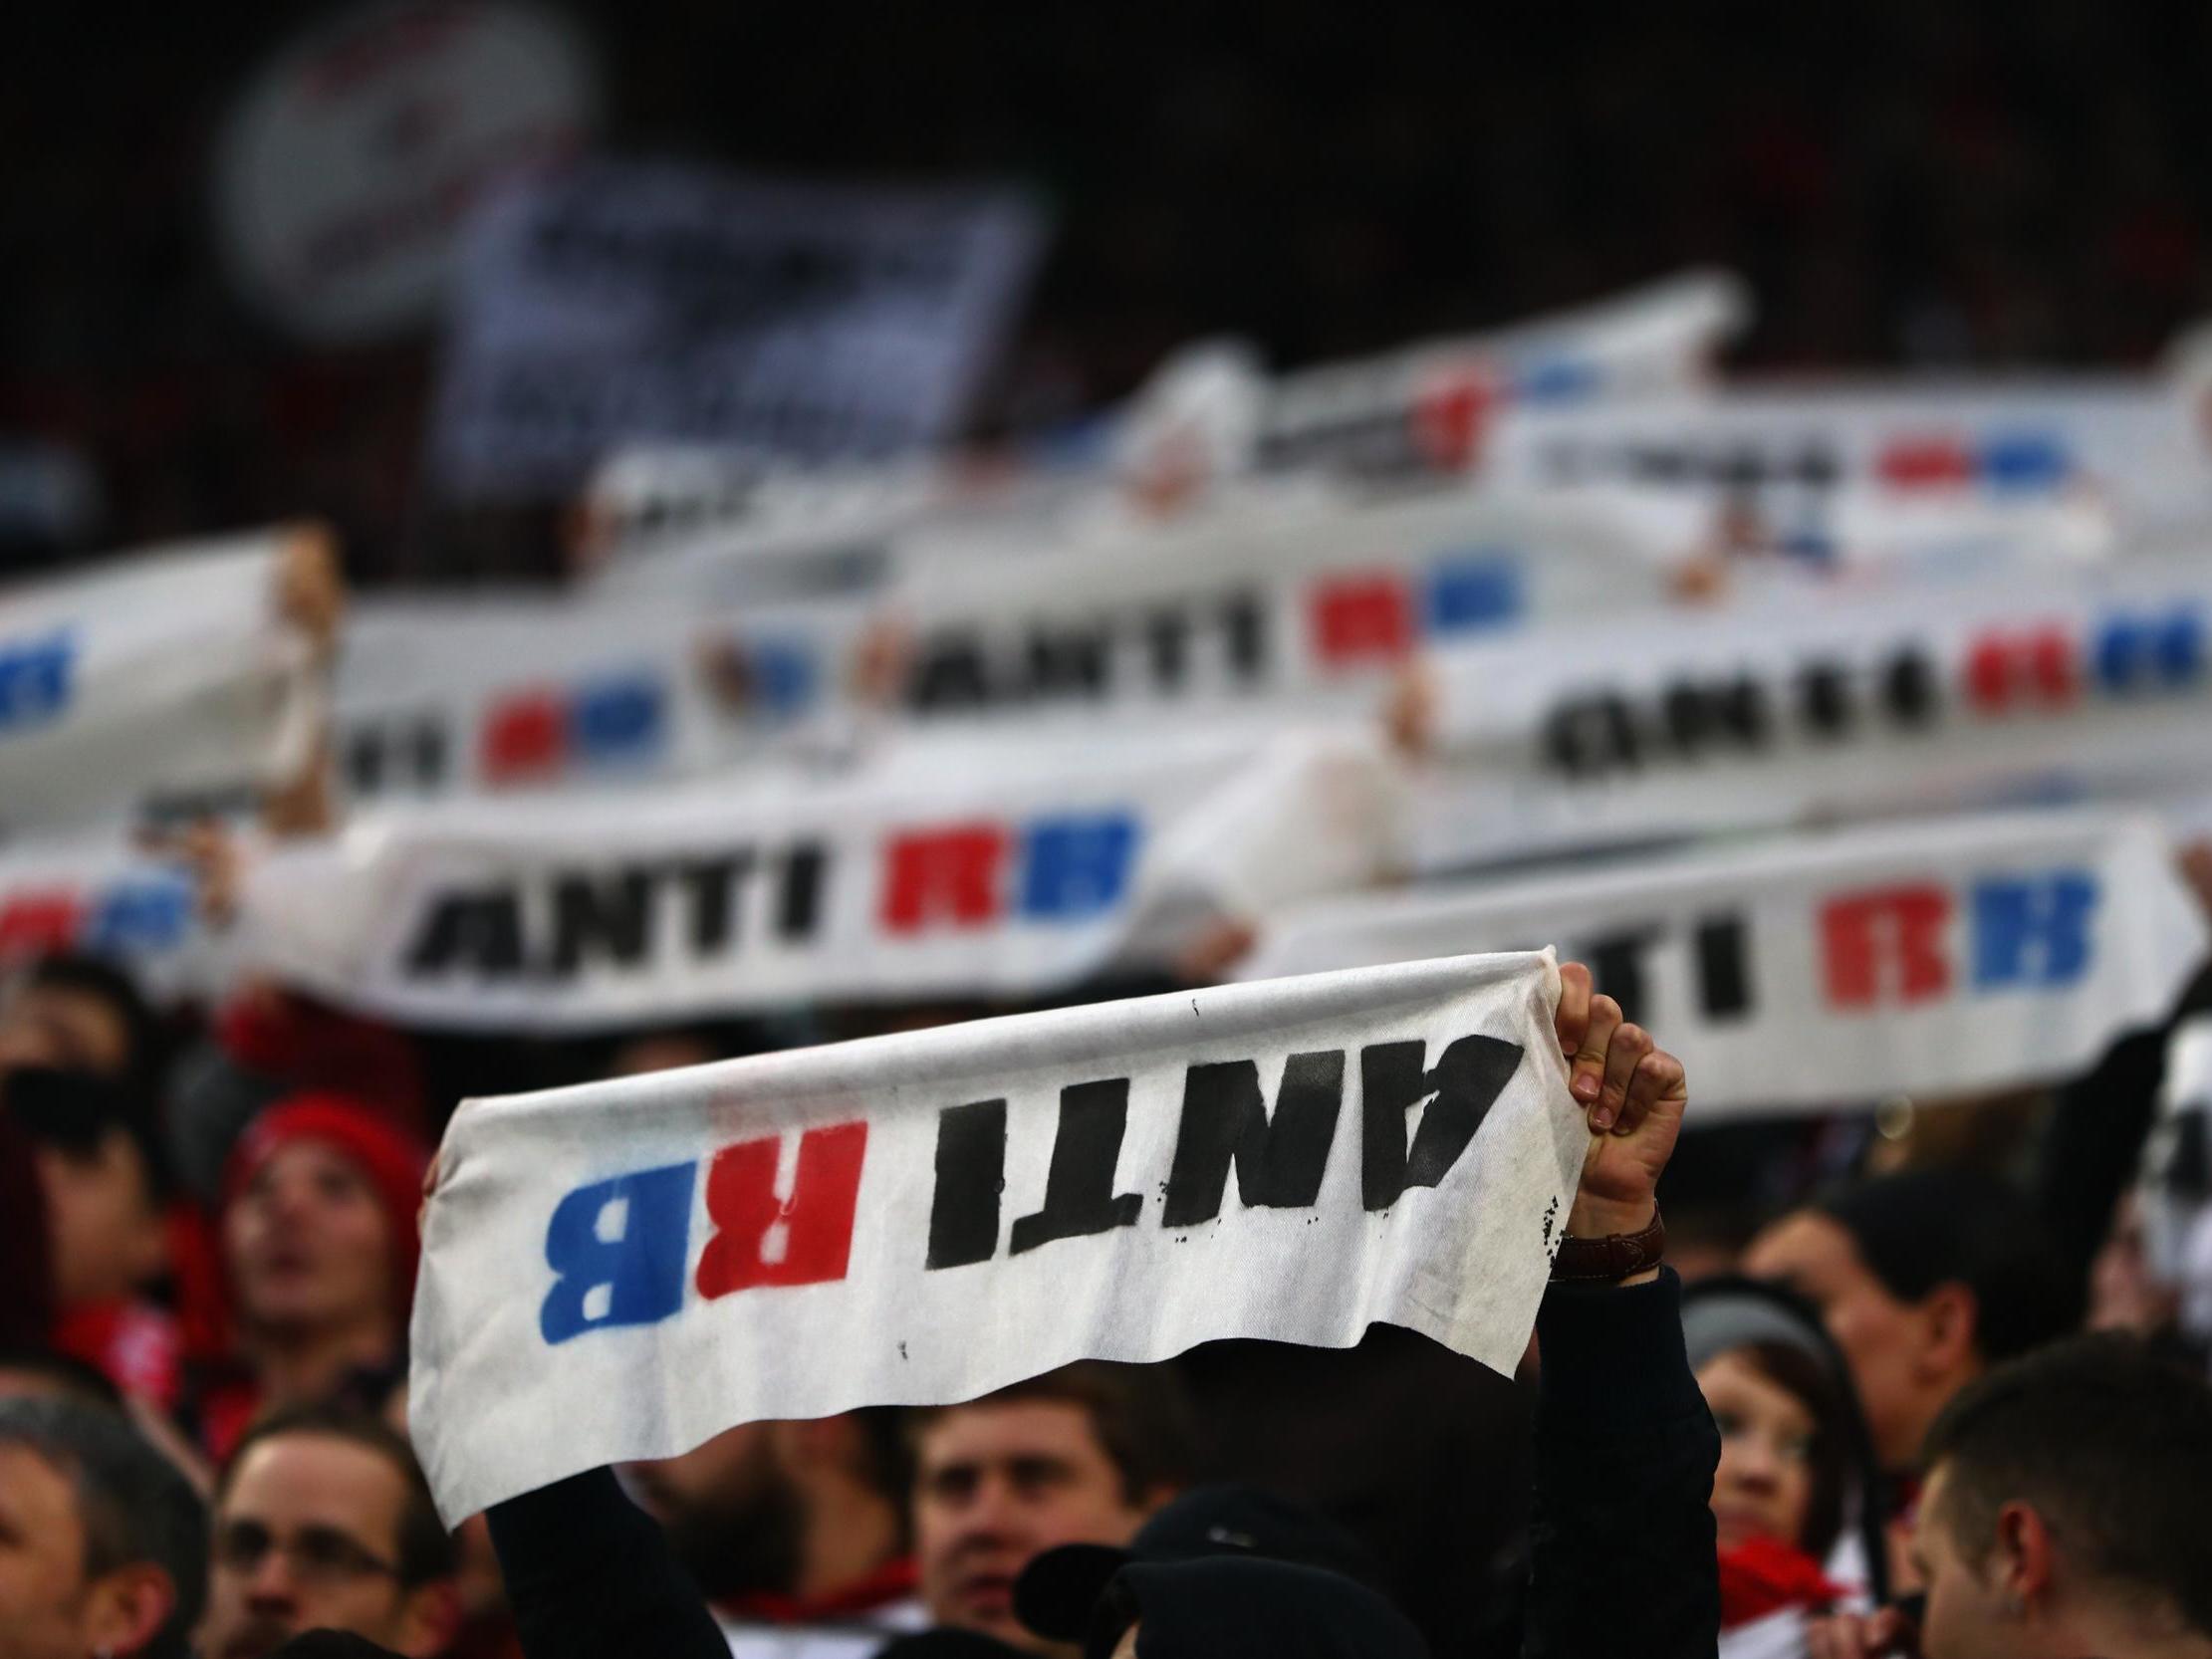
[1684,1276,1888,1659]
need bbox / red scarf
[1718,1536,1846,1629]
[723,1555,919,1625]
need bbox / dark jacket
[486,1271,1719,1659]
[1523,1269,1721,1659]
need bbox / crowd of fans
[1,911,2210,1658]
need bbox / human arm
[1523,963,1720,1659]
[486,1466,732,1659]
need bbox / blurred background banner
[1240,810,2205,1116]
[426,160,1048,498]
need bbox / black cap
[1083,1557,1427,1659]
[1014,1484,1382,1643]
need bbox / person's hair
[21,952,166,1098]
[217,1404,455,1588]
[1922,1334,2212,1634]
[907,1361,1203,1505]
[1729,1339,1851,1560]
[1815,1168,2080,1362]
[0,1342,125,1409]
[0,1394,207,1659]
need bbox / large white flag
[408,950,1583,1522]
[1240,811,2205,1115]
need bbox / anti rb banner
[1239,810,2205,1115]
[407,950,1585,1522]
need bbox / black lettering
[1360,1035,1524,1210]
[344,728,385,797]
[778,843,827,939]
[1695,913,1753,1020]
[1545,695,1639,777]
[408,718,449,790]
[1882,647,1939,729]
[1144,609,1191,690]
[675,855,751,954]
[1220,593,1268,683]
[1581,929,1658,1026]
[551,870,654,972]
[1022,622,1111,701]
[404,890,526,975]
[908,635,994,710]
[1160,1051,1346,1226]
[1009,1078,1144,1253]
[926,1099,1007,1269]
[1799,660,1853,738]
[1660,675,1768,758]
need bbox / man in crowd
[0,1393,206,1659]
[1742,1168,2079,1478]
[1809,1335,2212,1658]
[199,1096,427,1459]
[907,1363,1198,1651]
[198,1404,458,1659]
[625,1411,923,1654]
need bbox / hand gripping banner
[408,951,1584,1523]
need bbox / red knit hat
[222,1095,429,1314]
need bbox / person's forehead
[1749,1212,1868,1285]
[918,1398,1110,1470]
[0,1442,90,1540]
[9,985,127,1053]
[224,1434,408,1539]
[1697,1351,1814,1423]
[251,1138,372,1186]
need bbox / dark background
[9,2,2212,580]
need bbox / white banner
[1482,378,2210,551]
[408,949,1582,1521]
[1412,556,2212,869]
[336,594,865,801]
[1245,269,1748,480]
[240,726,1403,1028]
[429,161,1045,496]
[0,532,321,837]
[1239,812,2204,1115]
[876,478,1701,728]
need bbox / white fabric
[0,531,318,836]
[1414,555,2212,868]
[1719,1607,1811,1659]
[408,950,1584,1522]
[240,725,1403,1029]
[717,1597,928,1659]
[1238,811,2205,1116]
[336,593,866,801]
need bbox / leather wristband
[1549,1206,1665,1283]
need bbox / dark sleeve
[2035,962,2212,1291]
[1522,1269,1719,1659]
[486,1466,729,1659]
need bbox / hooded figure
[1682,1276,1889,1659]
[1082,1557,1426,1659]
